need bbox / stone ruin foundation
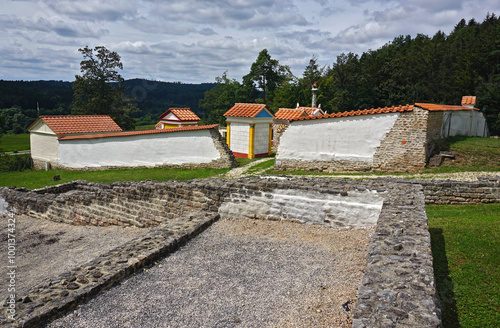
[1,176,499,327]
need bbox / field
[427,204,500,328]
[0,133,30,152]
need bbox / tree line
[199,14,500,135]
[0,78,214,133]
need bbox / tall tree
[72,46,137,130]
[243,49,292,106]
[199,72,251,125]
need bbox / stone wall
[1,177,450,328]
[274,107,449,173]
[32,126,237,171]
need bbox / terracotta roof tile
[29,115,122,135]
[415,103,479,111]
[224,103,271,118]
[155,122,162,129]
[461,96,476,105]
[58,125,219,141]
[274,108,307,120]
[158,108,200,121]
[290,105,414,122]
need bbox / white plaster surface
[277,113,399,162]
[30,132,59,164]
[442,110,488,137]
[219,189,384,228]
[254,123,269,154]
[58,130,220,168]
[229,122,249,154]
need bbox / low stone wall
[388,177,500,205]
[7,177,495,327]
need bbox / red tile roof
[415,103,479,111]
[274,108,307,120]
[224,103,271,118]
[155,122,162,129]
[58,125,219,141]
[461,96,476,105]
[158,108,200,121]
[29,115,122,135]
[290,105,414,122]
[297,107,319,116]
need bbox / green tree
[72,46,137,130]
[199,72,251,125]
[243,49,292,106]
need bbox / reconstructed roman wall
[1,177,498,327]
[275,107,443,173]
[32,127,237,171]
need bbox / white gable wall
[58,130,221,168]
[30,132,59,166]
[277,113,399,162]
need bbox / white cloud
[0,0,499,82]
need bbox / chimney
[311,82,318,108]
[461,96,476,109]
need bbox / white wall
[442,110,488,138]
[229,122,249,154]
[30,132,59,164]
[277,113,399,162]
[254,123,269,155]
[58,130,221,168]
[219,189,384,228]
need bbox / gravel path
[0,214,144,301]
[45,218,374,328]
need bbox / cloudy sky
[1,0,499,84]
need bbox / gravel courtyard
[45,218,374,328]
[0,214,144,302]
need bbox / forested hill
[0,79,215,133]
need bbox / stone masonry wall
[2,177,498,327]
[275,107,442,173]
[32,127,238,171]
[373,108,429,172]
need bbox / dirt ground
[0,214,145,302]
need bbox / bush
[0,152,32,172]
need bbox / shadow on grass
[429,227,461,328]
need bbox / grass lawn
[427,204,500,328]
[0,167,231,190]
[424,136,500,173]
[135,124,156,130]
[0,134,30,152]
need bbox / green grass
[427,204,500,328]
[246,158,275,174]
[0,167,231,190]
[135,124,156,130]
[424,136,500,173]
[0,134,30,152]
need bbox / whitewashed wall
[442,110,488,138]
[30,133,59,164]
[254,123,269,155]
[58,130,221,168]
[277,113,399,162]
[229,122,249,154]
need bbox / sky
[1,0,499,84]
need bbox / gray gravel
[0,214,144,301]
[45,218,374,328]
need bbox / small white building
[28,115,123,169]
[28,115,234,170]
[224,103,274,158]
[155,108,200,129]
